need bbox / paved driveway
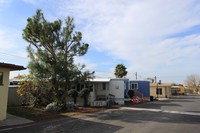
[1,95,200,133]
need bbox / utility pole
[135,72,137,80]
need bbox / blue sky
[0,0,200,84]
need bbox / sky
[0,0,200,84]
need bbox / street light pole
[157,82,158,98]
[156,80,161,98]
[135,72,137,80]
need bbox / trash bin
[150,96,154,101]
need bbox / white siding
[109,79,125,105]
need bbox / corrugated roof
[111,78,129,81]
[89,78,130,82]
[89,78,111,82]
[0,62,26,71]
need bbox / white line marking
[121,107,200,116]
[0,124,32,132]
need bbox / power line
[0,52,27,60]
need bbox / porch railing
[108,93,115,106]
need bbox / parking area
[1,95,200,133]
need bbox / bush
[45,101,64,112]
[46,101,79,112]
[128,89,135,99]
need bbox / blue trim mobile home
[129,80,150,97]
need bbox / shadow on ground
[86,109,200,125]
[0,116,123,133]
[85,95,200,125]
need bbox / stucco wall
[0,68,10,120]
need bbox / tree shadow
[0,116,123,133]
[85,95,200,125]
[86,109,200,125]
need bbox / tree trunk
[84,96,88,106]
[74,97,77,104]
[61,89,68,105]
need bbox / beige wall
[165,86,171,97]
[0,68,10,120]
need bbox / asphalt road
[1,95,200,133]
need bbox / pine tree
[23,9,94,105]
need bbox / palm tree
[114,64,128,78]
[68,89,78,104]
[79,88,90,106]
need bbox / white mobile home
[109,79,129,105]
[70,78,129,106]
[90,78,129,106]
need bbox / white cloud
[2,0,200,82]
[0,0,11,4]
[22,0,43,5]
[0,0,11,12]
[74,57,97,71]
[55,0,200,83]
[0,28,28,66]
[0,30,18,50]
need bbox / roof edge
[0,62,26,71]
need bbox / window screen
[0,72,3,85]
[156,88,162,95]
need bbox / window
[156,88,162,95]
[115,86,119,89]
[81,84,85,89]
[103,83,106,90]
[85,83,89,89]
[77,84,85,91]
[131,83,138,89]
[89,84,94,92]
[0,72,3,85]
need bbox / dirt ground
[7,106,105,122]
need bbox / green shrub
[45,101,64,112]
